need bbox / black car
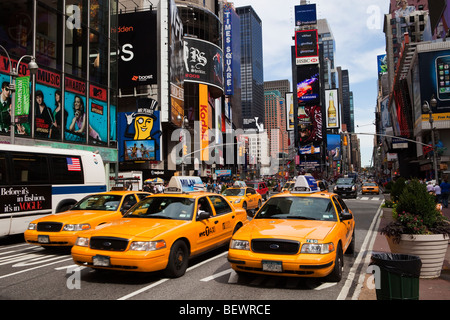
[333,178,357,198]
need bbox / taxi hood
[35,210,121,225]
[86,218,189,239]
[239,219,336,242]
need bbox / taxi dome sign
[292,175,319,193]
[166,176,205,193]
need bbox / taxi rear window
[256,197,337,221]
[124,197,195,220]
[223,188,245,196]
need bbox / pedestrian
[439,177,450,208]
[434,183,441,204]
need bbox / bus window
[51,155,84,184]
[0,152,7,185]
[11,153,49,184]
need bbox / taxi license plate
[38,235,49,244]
[93,255,110,267]
[262,260,282,273]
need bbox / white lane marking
[337,203,383,300]
[200,268,233,282]
[118,250,229,300]
[0,257,73,279]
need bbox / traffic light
[239,147,243,157]
[183,144,188,156]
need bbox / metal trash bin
[370,252,422,300]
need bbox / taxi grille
[37,222,63,232]
[90,236,129,251]
[251,239,300,255]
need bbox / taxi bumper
[227,249,335,278]
[24,230,77,247]
[71,246,169,272]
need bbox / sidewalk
[358,206,450,300]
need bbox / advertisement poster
[294,4,317,26]
[286,92,294,131]
[35,68,63,139]
[325,89,339,129]
[419,50,450,117]
[327,134,341,161]
[118,10,158,89]
[184,37,224,92]
[88,84,108,145]
[0,185,52,215]
[297,65,320,105]
[298,105,322,146]
[117,98,161,162]
[64,76,87,143]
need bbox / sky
[230,0,391,167]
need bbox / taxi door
[208,195,235,242]
[333,196,354,251]
[194,196,222,254]
[245,188,256,209]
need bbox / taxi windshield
[256,197,337,221]
[336,178,354,185]
[364,183,377,186]
[124,196,195,220]
[71,194,123,211]
[223,188,245,196]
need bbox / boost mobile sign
[117,11,158,89]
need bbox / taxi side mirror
[340,210,353,221]
[197,211,210,221]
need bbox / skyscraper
[236,6,264,129]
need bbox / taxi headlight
[301,243,335,254]
[230,239,250,250]
[352,186,356,191]
[129,240,166,251]
[75,237,90,247]
[63,224,91,231]
[28,223,37,230]
[234,199,242,204]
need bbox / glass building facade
[0,0,118,164]
[236,6,264,129]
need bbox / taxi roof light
[291,175,319,194]
[164,176,206,194]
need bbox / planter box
[386,234,449,278]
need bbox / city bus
[0,144,107,236]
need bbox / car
[71,176,249,277]
[227,175,355,282]
[222,187,263,212]
[246,181,269,200]
[317,180,329,192]
[361,182,380,194]
[24,191,151,247]
[333,177,357,199]
[281,181,295,192]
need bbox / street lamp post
[422,96,439,185]
[177,114,189,176]
[0,45,39,144]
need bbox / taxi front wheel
[325,244,343,282]
[164,240,189,278]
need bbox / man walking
[439,177,450,208]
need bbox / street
[0,193,383,302]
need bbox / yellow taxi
[228,175,355,282]
[24,191,151,247]
[222,187,262,211]
[281,181,295,192]
[361,182,380,195]
[71,176,248,278]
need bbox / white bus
[0,144,107,236]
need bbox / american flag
[67,157,81,171]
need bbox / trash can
[370,252,422,300]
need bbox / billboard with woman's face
[64,76,87,143]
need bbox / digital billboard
[296,65,320,105]
[118,10,158,89]
[325,89,339,129]
[295,4,317,27]
[295,30,319,65]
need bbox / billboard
[224,6,234,95]
[298,105,323,146]
[294,4,317,27]
[184,37,224,92]
[296,65,320,105]
[118,10,158,88]
[117,98,162,162]
[419,49,450,120]
[327,134,341,161]
[377,54,387,77]
[286,92,294,131]
[295,30,319,65]
[325,89,339,129]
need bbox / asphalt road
[0,193,383,304]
